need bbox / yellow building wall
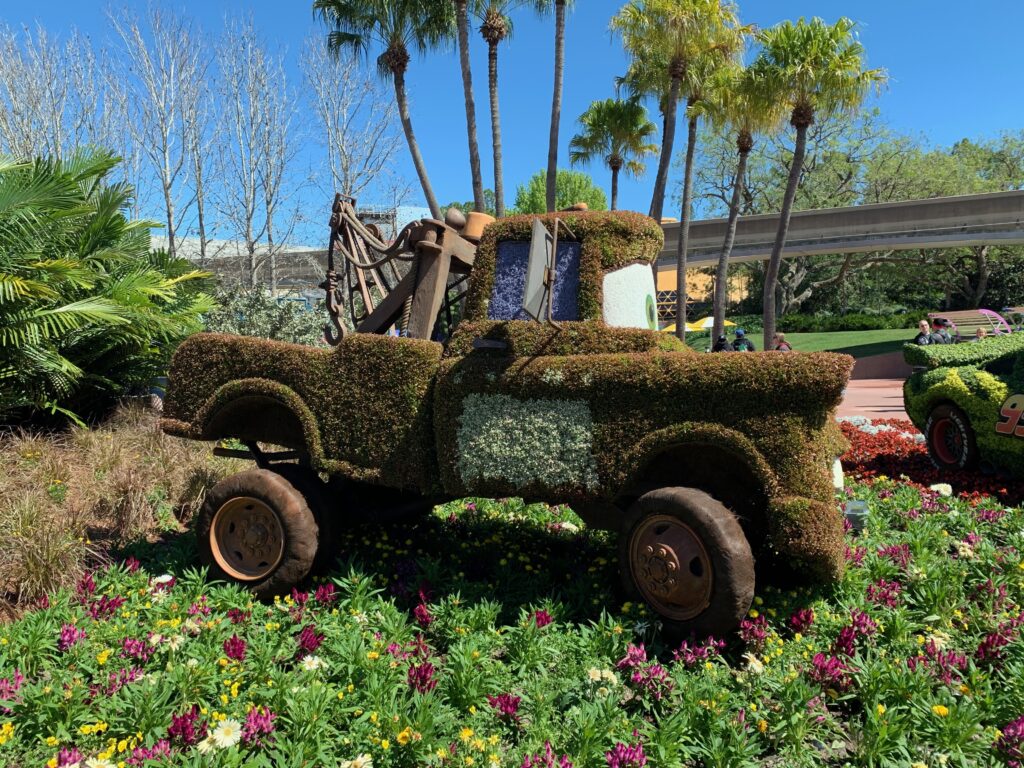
[656,266,748,303]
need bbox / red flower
[224,634,247,661]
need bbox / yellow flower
[912,763,927,768]
[437,748,450,759]
[460,727,474,742]
[472,737,485,751]
[367,651,380,660]
[0,722,14,745]
[380,739,390,751]
[757,719,768,734]
[96,649,112,666]
[45,735,59,746]
[876,704,886,716]
[932,704,950,717]
[396,727,413,746]
[487,734,500,746]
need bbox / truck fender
[192,378,325,467]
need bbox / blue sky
[5,0,1024,219]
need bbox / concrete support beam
[658,190,1024,267]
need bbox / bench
[927,309,1013,341]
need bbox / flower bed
[2,474,1024,768]
[840,416,1024,506]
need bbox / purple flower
[242,706,277,747]
[414,603,434,628]
[76,571,96,601]
[296,624,324,657]
[224,634,247,661]
[487,693,522,723]
[407,661,437,694]
[996,715,1024,768]
[878,543,911,570]
[123,556,141,573]
[739,614,769,651]
[789,608,815,633]
[121,637,152,662]
[56,747,83,767]
[616,643,647,670]
[521,741,574,768]
[314,583,338,605]
[866,579,902,608]
[58,623,87,652]
[167,704,207,746]
[606,733,647,768]
[533,609,553,628]
[807,652,853,693]
[87,594,126,620]
[127,739,170,766]
[227,608,250,625]
[672,636,724,668]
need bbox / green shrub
[203,287,328,346]
[0,152,213,422]
[778,313,918,333]
[902,332,1024,369]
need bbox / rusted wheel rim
[629,514,713,621]
[210,496,285,581]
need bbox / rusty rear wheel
[197,469,318,598]
[210,496,285,581]
[925,404,977,470]
[620,487,754,638]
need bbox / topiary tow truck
[161,202,853,636]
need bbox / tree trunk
[674,112,697,342]
[545,1,566,213]
[162,179,176,259]
[713,147,749,340]
[455,0,485,211]
[393,67,441,219]
[648,75,681,222]
[610,164,620,211]
[488,40,505,218]
[762,121,809,350]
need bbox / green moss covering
[444,320,688,359]
[463,210,664,323]
[903,333,1024,369]
[768,496,845,582]
[162,333,443,493]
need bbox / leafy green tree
[752,16,886,349]
[569,98,658,210]
[613,0,745,339]
[314,0,455,220]
[513,168,607,213]
[204,287,328,346]
[704,64,784,339]
[444,189,498,217]
[534,0,576,212]
[0,151,213,422]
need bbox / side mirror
[522,218,556,323]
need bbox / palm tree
[314,0,454,219]
[476,1,524,218]
[536,0,575,213]
[753,17,886,350]
[454,0,486,211]
[612,0,745,340]
[569,98,658,210]
[706,64,784,340]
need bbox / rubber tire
[925,404,978,471]
[271,465,340,575]
[196,469,318,599]
[619,487,755,639]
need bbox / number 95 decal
[996,394,1024,436]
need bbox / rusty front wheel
[197,469,318,598]
[620,487,754,638]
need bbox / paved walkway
[838,378,908,419]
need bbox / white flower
[558,521,580,534]
[182,617,202,635]
[597,686,610,696]
[212,718,243,748]
[956,541,975,560]
[152,574,174,586]
[149,633,164,646]
[301,654,326,672]
[929,483,953,497]
[586,667,602,682]
[929,631,951,651]
[601,669,618,685]
[197,735,215,754]
[340,755,375,768]
[86,759,116,768]
[743,652,764,674]
[186,658,200,668]
[167,635,185,651]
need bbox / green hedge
[463,210,663,323]
[163,333,443,493]
[444,321,687,358]
[778,312,918,333]
[902,332,1024,369]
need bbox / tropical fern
[0,150,213,421]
